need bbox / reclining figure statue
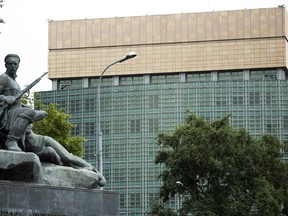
[24,124,106,187]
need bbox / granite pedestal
[0,181,119,216]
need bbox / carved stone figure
[0,54,106,188]
[25,124,106,187]
[0,54,47,151]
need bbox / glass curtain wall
[38,69,288,215]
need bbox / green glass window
[58,79,82,89]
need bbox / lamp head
[176,181,183,186]
[118,51,137,63]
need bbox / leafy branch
[0,0,5,24]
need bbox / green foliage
[151,112,288,216]
[0,0,4,24]
[147,202,177,216]
[21,91,34,108]
[32,103,86,157]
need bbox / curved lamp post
[176,180,195,214]
[97,52,137,177]
[176,181,184,186]
[176,181,193,193]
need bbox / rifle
[0,72,48,129]
[16,72,48,103]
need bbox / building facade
[38,7,288,215]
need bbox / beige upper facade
[48,7,288,79]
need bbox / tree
[0,0,5,24]
[21,90,34,108]
[32,102,86,157]
[148,202,177,216]
[150,112,288,216]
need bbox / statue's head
[4,54,20,64]
[4,54,20,77]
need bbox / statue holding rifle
[0,54,47,151]
[0,54,106,188]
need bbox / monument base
[0,181,119,216]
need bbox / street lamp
[96,52,137,176]
[176,181,195,215]
[176,181,193,193]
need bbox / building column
[211,71,217,81]
[243,69,250,81]
[52,80,57,90]
[179,73,186,82]
[113,76,119,86]
[144,75,150,84]
[276,68,286,80]
[83,78,89,88]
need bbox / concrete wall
[47,7,288,79]
[0,181,119,216]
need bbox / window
[84,122,95,136]
[218,71,243,81]
[131,119,141,133]
[199,73,211,81]
[151,74,179,83]
[232,96,243,105]
[90,77,112,87]
[250,70,277,80]
[249,92,260,106]
[84,98,95,112]
[186,73,200,82]
[58,79,82,89]
[149,95,159,108]
[129,193,141,208]
[149,119,159,132]
[120,76,144,85]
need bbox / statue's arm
[43,136,94,170]
[0,83,7,103]
[0,80,16,104]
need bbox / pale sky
[0,0,286,92]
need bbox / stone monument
[0,54,119,216]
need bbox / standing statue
[0,54,105,188]
[0,54,47,151]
